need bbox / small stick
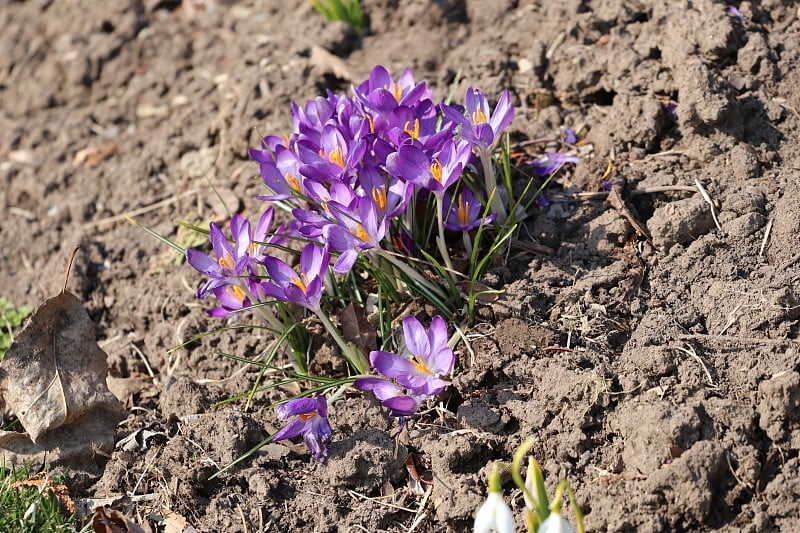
[62,246,81,294]
[673,344,716,387]
[718,303,743,336]
[694,178,723,232]
[83,188,200,229]
[759,218,773,257]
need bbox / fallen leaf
[340,303,377,354]
[163,509,197,533]
[0,287,127,468]
[92,506,147,533]
[0,290,126,443]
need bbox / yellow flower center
[285,172,301,193]
[472,108,488,125]
[291,272,310,294]
[320,145,346,168]
[457,194,470,226]
[218,253,235,270]
[385,82,403,103]
[298,412,317,422]
[372,186,387,211]
[366,113,375,134]
[225,285,246,303]
[351,224,370,243]
[430,159,443,183]
[411,355,430,374]
[404,118,420,140]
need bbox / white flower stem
[435,193,455,276]
[479,147,507,223]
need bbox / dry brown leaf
[0,290,127,469]
[340,303,377,354]
[92,506,147,533]
[163,509,197,533]
[0,290,127,444]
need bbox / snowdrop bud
[538,511,573,533]
[474,466,515,533]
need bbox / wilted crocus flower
[353,376,424,418]
[530,152,579,178]
[261,243,330,312]
[443,188,496,232]
[272,396,332,463]
[370,315,454,397]
[443,88,514,152]
[474,466,514,533]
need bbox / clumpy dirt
[2,0,800,531]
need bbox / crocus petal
[186,249,219,278]
[272,418,306,442]
[402,316,431,361]
[370,350,417,379]
[383,395,421,417]
[276,397,318,419]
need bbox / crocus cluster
[248,65,513,278]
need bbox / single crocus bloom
[386,138,471,194]
[442,88,514,152]
[530,152,579,178]
[261,243,330,311]
[272,396,332,463]
[186,213,256,300]
[443,188,496,232]
[369,315,454,397]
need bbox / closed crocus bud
[538,511,573,533]
[474,466,514,533]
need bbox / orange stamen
[372,186,387,211]
[430,160,443,182]
[298,412,316,421]
[351,224,370,243]
[384,82,403,103]
[285,172,301,193]
[411,355,430,374]
[404,118,420,140]
[457,194,470,226]
[225,285,246,303]
[218,253,235,270]
[291,272,310,294]
[472,108,488,125]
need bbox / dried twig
[694,178,723,232]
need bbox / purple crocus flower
[323,196,388,274]
[186,213,257,300]
[442,88,514,151]
[726,5,744,21]
[530,152,579,178]
[443,188,496,232]
[353,377,424,418]
[261,243,330,311]
[354,65,431,116]
[386,138,471,193]
[272,396,332,463]
[370,315,455,397]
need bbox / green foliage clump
[0,463,83,533]
[0,297,32,360]
[310,0,364,32]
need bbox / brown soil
[2,0,800,531]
